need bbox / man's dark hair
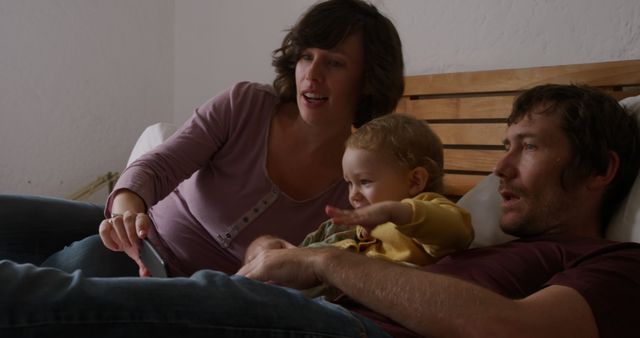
[272,0,404,127]
[508,84,640,232]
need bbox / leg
[0,261,391,338]
[0,194,103,264]
[42,234,138,277]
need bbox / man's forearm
[236,245,597,337]
[317,249,492,337]
[316,249,597,338]
[244,235,295,264]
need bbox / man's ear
[361,82,373,96]
[408,167,429,196]
[587,151,620,190]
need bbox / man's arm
[237,247,598,338]
[243,235,295,264]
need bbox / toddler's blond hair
[347,113,444,193]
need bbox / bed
[128,59,640,248]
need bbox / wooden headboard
[395,59,640,200]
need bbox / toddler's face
[342,147,414,209]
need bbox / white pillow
[457,94,640,246]
[607,95,640,242]
[457,174,516,248]
[127,122,178,166]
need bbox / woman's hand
[98,211,153,277]
[99,211,150,250]
[98,190,151,276]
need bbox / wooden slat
[394,59,640,199]
[404,59,640,96]
[443,174,486,198]
[611,90,640,100]
[444,149,503,172]
[396,90,640,119]
[397,95,515,120]
[431,123,506,146]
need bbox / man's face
[494,109,579,237]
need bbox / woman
[2,0,404,277]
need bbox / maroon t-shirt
[341,235,640,338]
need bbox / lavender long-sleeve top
[109,82,350,276]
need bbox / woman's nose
[305,60,322,82]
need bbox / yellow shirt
[303,192,473,266]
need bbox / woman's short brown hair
[272,0,404,128]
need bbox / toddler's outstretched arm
[325,201,412,233]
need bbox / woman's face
[294,31,365,128]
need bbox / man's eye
[360,180,371,186]
[524,143,537,150]
[300,53,312,61]
[328,59,344,67]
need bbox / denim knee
[42,235,138,277]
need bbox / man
[238,84,640,337]
[1,84,639,338]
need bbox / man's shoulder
[512,234,640,264]
[518,234,640,250]
[429,234,640,298]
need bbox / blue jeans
[0,194,138,276]
[0,260,391,338]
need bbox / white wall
[390,0,640,75]
[173,0,640,122]
[2,0,639,203]
[0,0,173,203]
[174,0,315,122]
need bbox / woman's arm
[110,189,147,214]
